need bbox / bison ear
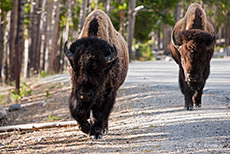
[64,41,75,68]
[206,35,216,51]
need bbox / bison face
[171,29,215,89]
[64,37,118,112]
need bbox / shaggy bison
[170,3,216,110]
[64,9,129,139]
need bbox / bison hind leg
[103,120,109,135]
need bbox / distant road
[124,58,230,94]
[43,58,230,93]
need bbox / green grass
[0,95,3,104]
[48,115,62,121]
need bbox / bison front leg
[72,111,90,134]
[193,78,205,108]
[179,69,194,110]
[90,110,104,139]
[69,94,91,134]
[193,66,209,107]
[184,90,194,110]
[90,93,116,139]
[193,85,204,107]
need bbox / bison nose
[79,90,93,101]
[186,74,200,82]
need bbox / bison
[64,9,129,139]
[170,3,216,110]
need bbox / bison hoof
[195,104,201,107]
[93,134,103,139]
[79,123,90,134]
[103,130,108,135]
[90,126,103,139]
[184,107,193,111]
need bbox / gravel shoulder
[0,59,230,154]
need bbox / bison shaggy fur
[64,9,129,139]
[170,3,216,110]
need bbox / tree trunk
[174,3,181,21]
[23,36,29,78]
[51,0,60,73]
[18,0,25,73]
[34,0,42,74]
[213,5,217,34]
[94,0,98,9]
[28,0,42,76]
[59,35,64,72]
[0,12,6,82]
[61,0,72,72]
[135,45,140,60]
[78,0,87,34]
[127,0,136,62]
[27,1,32,77]
[42,0,51,72]
[45,0,54,73]
[119,0,125,38]
[4,12,11,84]
[163,25,171,55]
[64,0,71,42]
[28,0,35,77]
[9,0,19,81]
[226,12,230,46]
[106,0,111,16]
[157,30,161,49]
[15,0,25,93]
[40,0,48,71]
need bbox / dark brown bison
[64,9,129,139]
[170,3,216,110]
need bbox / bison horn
[206,35,216,51]
[64,41,74,61]
[171,30,182,51]
[104,44,118,63]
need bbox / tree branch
[0,121,77,132]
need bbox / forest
[0,0,230,91]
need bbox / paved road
[44,58,230,90]
[2,58,229,153]
[124,58,230,91]
[120,58,230,153]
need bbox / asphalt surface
[125,58,230,90]
[44,58,230,92]
[1,58,229,153]
[40,58,230,153]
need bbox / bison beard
[64,38,119,139]
[170,3,216,110]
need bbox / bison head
[171,29,216,89]
[64,37,118,112]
